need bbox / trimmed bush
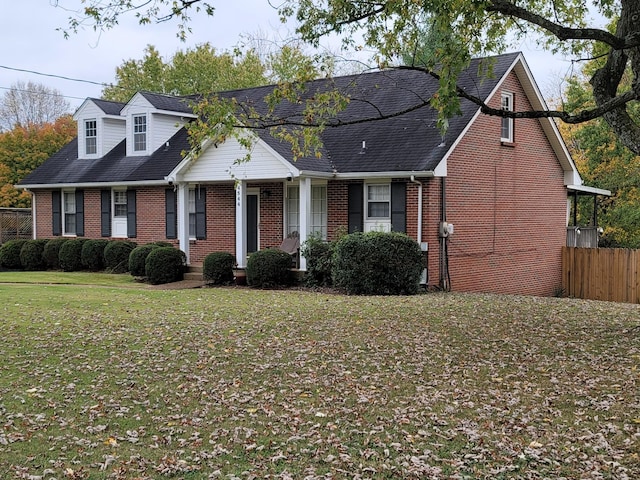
[301,235,334,287]
[129,245,158,277]
[332,231,423,295]
[0,239,28,269]
[19,239,49,271]
[145,247,186,285]
[81,239,110,271]
[147,241,174,248]
[246,248,293,288]
[203,252,236,285]
[43,238,68,270]
[58,238,88,272]
[104,240,137,273]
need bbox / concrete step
[184,263,203,281]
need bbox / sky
[0,1,585,112]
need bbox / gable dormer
[120,92,197,157]
[73,98,126,160]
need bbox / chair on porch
[278,232,300,268]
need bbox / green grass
[0,272,638,479]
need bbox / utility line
[0,64,109,88]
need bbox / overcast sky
[1,1,581,111]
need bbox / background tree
[57,0,640,155]
[0,116,76,208]
[102,44,267,102]
[0,81,70,131]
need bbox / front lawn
[0,275,638,479]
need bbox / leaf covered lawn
[0,284,638,479]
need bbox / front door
[247,193,258,254]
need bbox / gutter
[16,180,173,190]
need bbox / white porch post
[235,181,248,267]
[177,183,190,263]
[298,177,311,271]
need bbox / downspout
[440,177,450,291]
[27,189,36,239]
[410,176,423,244]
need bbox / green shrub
[19,239,49,271]
[145,247,186,285]
[203,252,236,285]
[147,241,174,248]
[58,238,88,272]
[0,239,28,269]
[81,239,109,271]
[246,248,293,288]
[104,240,137,273]
[332,231,423,295]
[42,238,68,270]
[129,245,158,277]
[301,234,334,287]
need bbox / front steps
[184,264,203,281]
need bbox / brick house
[18,52,606,295]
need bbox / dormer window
[501,92,514,143]
[85,120,97,155]
[133,114,147,152]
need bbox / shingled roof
[20,52,521,187]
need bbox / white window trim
[188,186,197,240]
[132,113,148,153]
[285,182,328,240]
[364,181,392,232]
[310,184,328,240]
[62,190,76,237]
[84,119,98,156]
[500,92,514,143]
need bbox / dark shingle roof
[90,98,126,115]
[20,52,520,186]
[139,91,195,114]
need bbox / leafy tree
[560,66,640,248]
[0,81,70,131]
[0,116,76,207]
[56,1,640,155]
[102,44,267,102]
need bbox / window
[63,191,76,235]
[133,114,147,152]
[113,190,128,217]
[286,184,327,240]
[367,184,390,219]
[310,185,327,239]
[85,119,97,155]
[188,187,196,238]
[501,92,514,143]
[286,186,300,236]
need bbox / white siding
[181,137,293,182]
[102,118,126,155]
[150,113,188,153]
[74,101,105,159]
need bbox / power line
[0,85,87,102]
[0,64,109,88]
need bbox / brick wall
[442,71,567,296]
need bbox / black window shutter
[195,186,207,240]
[52,190,62,236]
[165,188,177,239]
[347,183,363,233]
[75,189,85,237]
[391,182,407,233]
[100,190,111,237]
[127,189,137,238]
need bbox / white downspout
[410,175,423,244]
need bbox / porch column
[236,181,248,267]
[298,177,311,271]
[177,183,190,263]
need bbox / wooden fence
[0,208,32,244]
[562,247,640,303]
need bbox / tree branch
[486,0,629,49]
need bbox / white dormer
[73,99,126,159]
[121,92,197,157]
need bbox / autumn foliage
[0,116,76,208]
